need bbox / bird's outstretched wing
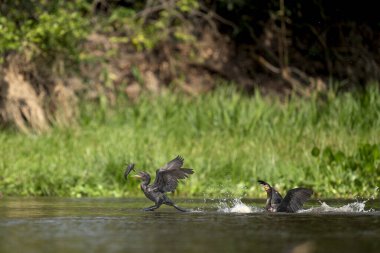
[153,156,194,193]
[277,188,313,213]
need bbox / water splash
[188,208,204,213]
[216,198,375,214]
[300,200,374,213]
[217,198,264,213]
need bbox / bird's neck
[141,177,151,186]
[265,188,273,210]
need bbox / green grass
[1,85,380,198]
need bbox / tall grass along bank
[1,86,379,198]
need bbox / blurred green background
[0,0,379,198]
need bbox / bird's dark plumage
[258,180,313,213]
[153,156,194,193]
[128,156,194,212]
[277,187,313,212]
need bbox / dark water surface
[0,197,379,253]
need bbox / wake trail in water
[216,198,375,214]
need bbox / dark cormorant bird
[258,180,313,213]
[127,156,194,212]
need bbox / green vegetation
[0,1,89,63]
[1,86,379,198]
[1,1,379,200]
[310,143,380,196]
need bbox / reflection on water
[0,198,379,253]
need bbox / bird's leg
[164,200,188,212]
[143,203,161,211]
[143,199,163,211]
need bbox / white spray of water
[215,198,375,214]
[300,200,374,213]
[301,186,379,213]
[209,186,379,213]
[217,198,264,213]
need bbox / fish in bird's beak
[124,163,135,181]
[132,171,146,180]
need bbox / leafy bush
[0,0,90,63]
[106,0,199,51]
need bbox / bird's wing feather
[153,156,194,192]
[277,188,313,213]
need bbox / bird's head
[133,171,151,184]
[258,180,272,193]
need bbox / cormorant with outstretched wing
[126,156,194,212]
[258,180,313,213]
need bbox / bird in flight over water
[258,180,313,213]
[125,156,194,212]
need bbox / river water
[0,197,379,253]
